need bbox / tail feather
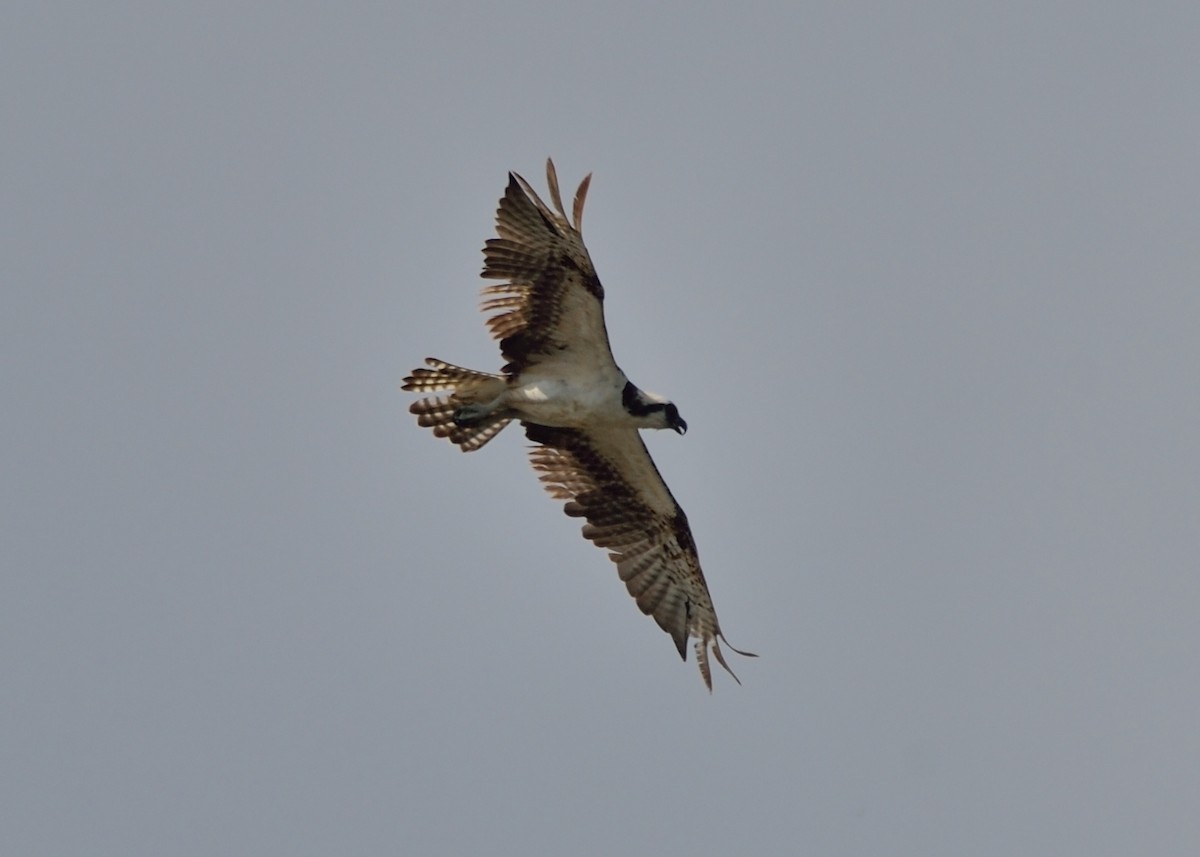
[402,358,502,393]
[402,358,511,452]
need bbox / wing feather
[526,423,754,690]
[481,160,613,375]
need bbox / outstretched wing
[525,423,754,690]
[481,159,616,375]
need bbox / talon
[453,405,487,427]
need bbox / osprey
[402,160,753,689]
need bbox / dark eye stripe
[622,381,666,417]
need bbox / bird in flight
[402,160,753,689]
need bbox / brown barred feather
[525,423,755,690]
[401,358,511,452]
[480,160,607,375]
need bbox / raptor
[403,160,752,688]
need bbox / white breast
[507,369,629,428]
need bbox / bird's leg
[452,403,491,426]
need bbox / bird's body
[403,160,752,688]
[501,367,630,428]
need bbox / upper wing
[525,423,754,690]
[481,159,615,375]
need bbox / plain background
[4,3,1198,855]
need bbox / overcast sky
[4,3,1199,855]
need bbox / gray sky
[4,3,1199,855]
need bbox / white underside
[504,364,633,428]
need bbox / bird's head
[624,383,687,434]
[662,402,688,435]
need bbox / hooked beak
[674,419,688,435]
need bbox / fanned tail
[402,358,511,452]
